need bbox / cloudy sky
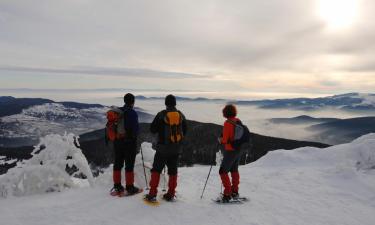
[0,0,374,99]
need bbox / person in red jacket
[218,104,243,202]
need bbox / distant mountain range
[235,93,375,111]
[0,96,154,147]
[135,95,226,101]
[269,115,340,124]
[308,117,375,145]
[134,93,375,112]
[0,96,104,117]
[268,115,375,145]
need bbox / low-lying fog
[2,90,375,145]
[135,99,375,144]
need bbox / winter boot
[231,171,240,198]
[231,192,239,199]
[167,175,177,196]
[162,192,175,202]
[220,194,232,203]
[125,171,141,195]
[126,185,140,195]
[111,183,125,196]
[144,194,157,203]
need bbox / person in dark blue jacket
[112,93,141,195]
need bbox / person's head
[124,93,135,106]
[165,94,176,107]
[222,104,237,118]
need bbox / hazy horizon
[0,88,367,102]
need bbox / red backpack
[106,107,126,141]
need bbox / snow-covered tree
[0,133,94,198]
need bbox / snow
[357,93,375,107]
[0,158,17,165]
[0,103,107,140]
[0,134,375,225]
[0,133,94,197]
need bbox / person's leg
[230,152,242,195]
[148,151,166,197]
[124,141,141,193]
[113,140,125,186]
[219,151,238,197]
[165,153,179,197]
[124,141,136,187]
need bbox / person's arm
[221,121,231,144]
[180,112,188,135]
[133,112,139,135]
[150,112,161,134]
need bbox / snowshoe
[231,192,249,201]
[143,194,160,206]
[231,192,239,199]
[212,194,243,204]
[125,185,142,196]
[110,184,125,197]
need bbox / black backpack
[227,119,251,149]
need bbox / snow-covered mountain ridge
[236,92,375,111]
[0,133,374,225]
[0,99,153,147]
[0,103,108,147]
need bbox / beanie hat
[124,93,135,105]
[165,94,176,107]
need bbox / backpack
[105,107,126,141]
[227,119,251,149]
[163,111,184,144]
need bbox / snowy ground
[1,135,375,225]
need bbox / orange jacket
[221,117,239,151]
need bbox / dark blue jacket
[121,105,139,141]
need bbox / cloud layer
[0,0,374,97]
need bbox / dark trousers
[151,151,179,175]
[219,150,242,174]
[113,139,137,172]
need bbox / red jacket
[221,117,239,151]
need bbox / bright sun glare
[318,0,359,29]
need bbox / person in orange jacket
[218,104,243,202]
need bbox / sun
[317,0,359,29]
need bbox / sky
[0,0,374,99]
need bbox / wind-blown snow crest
[256,133,375,170]
[0,133,94,198]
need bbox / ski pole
[200,164,213,199]
[220,149,223,194]
[140,145,149,190]
[162,167,167,192]
[200,142,219,199]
